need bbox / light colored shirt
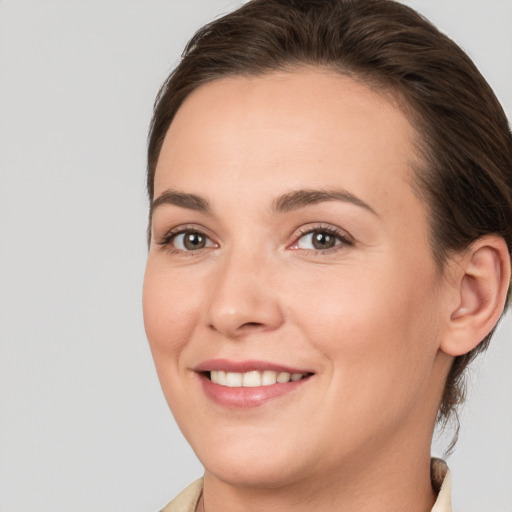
[161,459,452,512]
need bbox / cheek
[285,263,406,344]
[142,262,201,372]
[142,260,210,425]
[287,261,441,393]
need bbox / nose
[205,248,285,339]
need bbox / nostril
[237,321,267,333]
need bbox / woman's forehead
[154,69,421,214]
[165,69,414,146]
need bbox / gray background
[0,1,510,511]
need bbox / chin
[204,457,306,490]
[189,429,313,489]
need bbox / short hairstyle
[147,0,512,447]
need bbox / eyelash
[156,223,353,255]
[289,224,353,254]
[156,225,217,256]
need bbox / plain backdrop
[0,1,510,511]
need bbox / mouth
[194,360,314,408]
[206,370,310,387]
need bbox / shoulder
[431,458,452,512]
[160,478,204,512]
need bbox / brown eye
[295,228,346,251]
[171,231,214,251]
[183,232,206,250]
[311,231,337,250]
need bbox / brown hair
[147,0,512,448]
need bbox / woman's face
[143,70,453,487]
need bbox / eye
[157,227,217,253]
[290,225,353,252]
[173,231,213,251]
[297,230,340,250]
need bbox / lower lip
[198,373,310,408]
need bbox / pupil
[184,233,205,250]
[313,231,335,249]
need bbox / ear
[440,236,511,357]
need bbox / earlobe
[441,236,511,357]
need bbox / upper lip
[194,359,313,374]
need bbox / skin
[143,69,487,512]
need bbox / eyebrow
[150,189,212,219]
[272,188,378,216]
[150,187,378,219]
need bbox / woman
[142,1,512,511]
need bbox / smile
[209,370,307,387]
[195,360,314,408]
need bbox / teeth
[225,372,243,387]
[276,372,291,383]
[210,370,226,385]
[261,370,278,385]
[242,371,262,387]
[209,370,307,387]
